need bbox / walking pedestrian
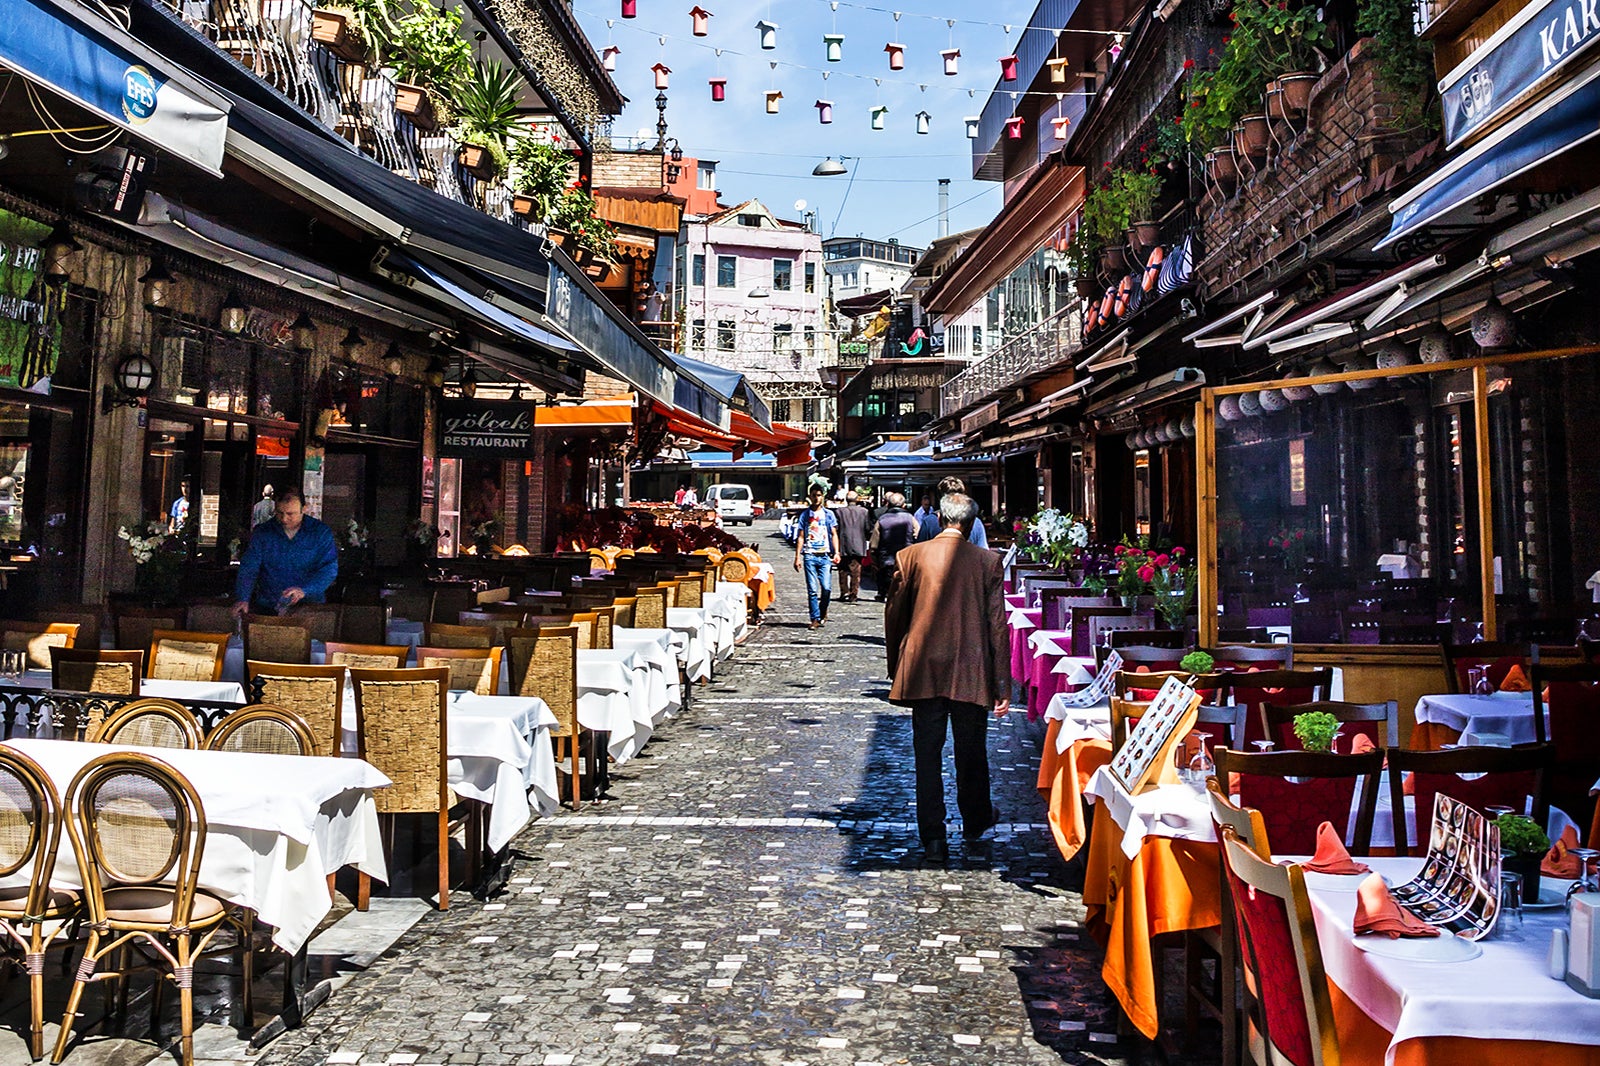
[915,476,989,548]
[884,493,1010,864]
[793,484,839,628]
[834,491,872,603]
[869,492,917,602]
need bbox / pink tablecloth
[1008,606,1041,680]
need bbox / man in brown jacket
[884,492,1011,863]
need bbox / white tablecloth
[1006,606,1041,630]
[1307,855,1600,1060]
[1413,691,1539,745]
[611,627,683,716]
[3,738,387,953]
[1084,769,1216,859]
[666,608,715,681]
[1044,692,1112,753]
[3,671,246,705]
[576,647,655,764]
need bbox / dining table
[575,646,658,764]
[1411,691,1540,748]
[1037,692,1113,861]
[666,607,716,682]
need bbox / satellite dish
[794,199,808,211]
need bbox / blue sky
[571,0,1040,249]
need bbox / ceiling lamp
[139,257,174,311]
[218,290,249,335]
[459,364,479,399]
[40,221,80,284]
[383,341,405,378]
[1470,294,1516,351]
[290,310,317,353]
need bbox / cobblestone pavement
[255,548,1180,1066]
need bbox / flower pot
[1234,113,1270,162]
[585,260,613,283]
[1504,852,1541,904]
[457,142,497,180]
[1074,277,1101,299]
[312,9,368,64]
[1206,147,1238,194]
[1131,221,1161,253]
[511,194,538,217]
[1279,71,1318,114]
[393,82,439,132]
[1099,245,1128,275]
[1266,81,1288,122]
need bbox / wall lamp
[101,352,156,414]
[218,290,249,335]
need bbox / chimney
[937,178,950,238]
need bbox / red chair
[1228,668,1334,747]
[1213,747,1383,857]
[1264,700,1399,752]
[1385,745,1552,856]
[1531,661,1600,826]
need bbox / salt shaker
[1548,928,1570,981]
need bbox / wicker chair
[0,622,79,670]
[591,606,615,650]
[458,610,527,648]
[338,604,389,646]
[424,621,494,649]
[633,587,669,629]
[89,698,203,748]
[34,607,103,651]
[242,616,313,665]
[416,646,503,695]
[183,602,235,635]
[430,585,476,624]
[245,662,346,757]
[656,581,680,609]
[719,555,752,583]
[49,647,143,696]
[611,597,636,628]
[54,752,247,1066]
[675,578,704,609]
[287,603,342,645]
[0,746,80,1059]
[324,642,410,669]
[570,612,598,650]
[111,607,184,655]
[204,704,320,757]
[507,625,583,808]
[348,667,456,910]
[147,629,230,682]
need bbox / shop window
[716,255,736,288]
[772,323,792,353]
[716,321,735,351]
[148,314,304,419]
[804,263,816,293]
[773,259,792,291]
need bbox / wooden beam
[1473,364,1497,641]
[1197,390,1219,647]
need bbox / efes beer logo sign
[121,66,158,124]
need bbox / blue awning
[391,251,580,358]
[1380,59,1600,248]
[689,451,777,469]
[669,352,771,431]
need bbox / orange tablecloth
[1406,720,1463,750]
[749,573,776,611]
[1035,719,1111,861]
[1329,981,1600,1065]
[1083,803,1222,1039]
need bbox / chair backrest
[147,629,230,682]
[675,578,704,608]
[1021,574,1081,607]
[184,602,235,635]
[0,746,67,919]
[476,586,513,607]
[1114,670,1226,702]
[0,621,79,669]
[633,587,669,629]
[719,556,752,583]
[350,667,450,815]
[591,606,615,650]
[570,612,598,650]
[324,642,410,669]
[38,606,104,650]
[245,661,345,756]
[1440,641,1530,694]
[1219,829,1342,1066]
[286,603,342,645]
[425,621,494,649]
[1228,668,1335,746]
[50,647,143,696]
[1385,744,1553,856]
[89,698,203,749]
[1111,642,1188,671]
[655,581,680,609]
[430,585,477,624]
[416,646,503,696]
[1530,660,1600,818]
[1110,630,1189,652]
[457,610,527,647]
[1215,626,1272,644]
[204,704,320,756]
[507,626,578,737]
[339,603,389,646]
[1207,779,1271,855]
[1070,606,1134,657]
[383,586,435,625]
[243,616,312,665]
[112,608,185,654]
[1265,700,1400,752]
[612,597,637,629]
[1038,589,1105,631]
[1213,747,1383,856]
[1203,643,1294,670]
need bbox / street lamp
[664,137,684,185]
[812,156,848,176]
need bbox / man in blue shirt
[232,488,339,617]
[916,476,988,548]
[792,485,839,629]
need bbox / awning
[1,0,229,174]
[731,411,811,460]
[670,352,771,430]
[1380,58,1600,248]
[688,451,778,469]
[388,251,580,360]
[535,400,633,428]
[846,438,996,475]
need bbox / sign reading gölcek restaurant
[438,398,533,458]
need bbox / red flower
[1295,530,1305,540]
[1268,537,1279,548]
[1183,58,1195,69]
[1114,544,1127,555]
[1137,565,1156,583]
[572,148,584,157]
[1155,553,1170,567]
[1173,546,1186,556]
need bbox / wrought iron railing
[939,305,1083,418]
[0,688,245,740]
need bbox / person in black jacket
[870,492,918,602]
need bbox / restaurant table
[1037,694,1112,861]
[1007,605,1042,683]
[4,669,246,704]
[666,608,715,682]
[1411,691,1539,748]
[385,619,426,652]
[0,737,388,954]
[611,626,684,714]
[702,588,746,658]
[748,562,777,611]
[576,646,656,764]
[1307,855,1600,1065]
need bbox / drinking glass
[1331,729,1346,755]
[1251,740,1276,753]
[1188,733,1215,789]
[1567,849,1600,912]
[1498,871,1524,939]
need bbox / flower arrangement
[118,520,183,597]
[117,521,169,565]
[1109,538,1186,600]
[345,519,370,549]
[1014,509,1089,569]
[1267,525,1310,569]
[1151,554,1197,629]
[407,519,444,547]
[468,517,500,543]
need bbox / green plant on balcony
[1117,170,1163,224]
[1065,228,1101,289]
[1147,112,1189,170]
[448,60,523,178]
[550,188,618,264]
[1233,0,1334,77]
[1083,183,1130,245]
[353,0,473,98]
[1357,0,1439,131]
[510,139,577,221]
[1181,16,1269,149]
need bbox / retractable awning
[669,352,772,430]
[535,400,633,428]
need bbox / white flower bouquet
[1015,509,1089,569]
[117,521,169,565]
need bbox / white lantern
[1344,352,1380,390]
[1308,357,1344,395]
[1238,390,1263,417]
[1471,294,1516,350]
[915,110,930,135]
[755,19,778,50]
[601,45,620,72]
[1180,413,1196,438]
[765,89,783,114]
[1259,388,1289,412]
[870,104,888,130]
[1372,339,1417,369]
[1417,325,1455,364]
[814,99,833,124]
[964,116,981,139]
[1218,396,1243,421]
[941,48,960,75]
[824,33,844,62]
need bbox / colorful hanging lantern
[1108,33,1124,61]
[1051,115,1070,140]
[651,62,671,89]
[765,89,783,113]
[823,33,844,62]
[941,48,960,76]
[1047,57,1069,83]
[755,19,778,50]
[621,0,636,18]
[999,54,1018,81]
[709,77,726,101]
[964,115,980,139]
[601,45,620,72]
[870,104,888,130]
[814,99,833,123]
[1005,115,1024,138]
[915,110,930,134]
[884,42,905,70]
[689,6,711,36]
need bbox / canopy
[535,401,633,428]
[669,352,771,430]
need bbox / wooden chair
[457,610,527,648]
[1069,605,1134,657]
[507,625,584,809]
[591,606,616,650]
[245,662,346,757]
[655,581,680,609]
[675,577,704,609]
[1107,641,1188,671]
[147,629,230,682]
[719,555,752,583]
[112,607,184,655]
[1207,780,1272,855]
[183,602,235,636]
[242,615,312,665]
[382,586,434,625]
[1228,668,1335,747]
[633,587,669,629]
[1215,626,1272,644]
[416,646,503,695]
[570,612,598,650]
[0,746,80,1059]
[286,603,342,645]
[1114,670,1227,703]
[348,667,455,910]
[1213,747,1383,856]
[1265,700,1400,752]
[1037,589,1105,631]
[1111,695,1243,758]
[35,606,103,651]
[430,585,476,624]
[1439,641,1531,694]
[1530,661,1600,825]
[424,621,494,649]
[49,647,143,696]
[476,586,513,607]
[338,604,389,646]
[324,642,410,669]
[204,704,320,757]
[1202,643,1294,670]
[1385,744,1553,856]
[88,698,203,748]
[0,622,79,670]
[54,752,248,1066]
[611,597,637,628]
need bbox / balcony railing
[939,306,1082,418]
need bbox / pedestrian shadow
[1006,941,1130,1063]
[837,633,885,647]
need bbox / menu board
[1062,650,1122,709]
[1389,794,1503,941]
[1107,675,1200,794]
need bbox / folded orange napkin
[1543,825,1582,878]
[1498,664,1531,692]
[1349,734,1376,755]
[1301,821,1371,875]
[1353,873,1439,938]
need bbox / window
[716,255,736,288]
[691,318,706,349]
[803,325,816,355]
[692,254,705,286]
[802,397,820,423]
[804,262,815,293]
[772,323,793,353]
[716,320,735,351]
[738,213,762,227]
[771,399,791,421]
[773,259,792,291]
[696,163,716,190]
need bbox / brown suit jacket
[884,529,1010,706]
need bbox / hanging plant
[351,0,473,97]
[1356,0,1439,131]
[510,139,577,221]
[1232,0,1333,77]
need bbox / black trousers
[839,554,864,600]
[910,697,992,843]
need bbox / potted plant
[1150,550,1195,631]
[510,138,577,221]
[350,0,473,131]
[1083,183,1130,276]
[117,520,183,605]
[1495,814,1550,903]
[1292,710,1339,752]
[1180,650,1215,675]
[448,59,521,180]
[1117,170,1164,256]
[1066,230,1102,298]
[1357,0,1440,131]
[312,5,371,64]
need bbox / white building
[823,236,925,306]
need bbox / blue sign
[1441,0,1600,148]
[122,65,158,124]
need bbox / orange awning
[534,402,633,428]
[651,402,811,459]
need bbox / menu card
[1388,793,1503,940]
[1107,675,1200,795]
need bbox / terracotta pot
[1124,227,1146,262]
[586,260,613,283]
[1236,113,1270,161]
[511,194,538,217]
[393,82,438,131]
[1074,277,1101,299]
[1266,82,1288,122]
[312,9,368,64]
[1099,245,1128,275]
[1279,72,1318,114]
[457,142,497,180]
[1206,147,1238,194]
[1132,221,1161,251]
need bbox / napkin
[1543,825,1582,878]
[1349,734,1376,755]
[1301,821,1371,875]
[1497,664,1531,692]
[1353,873,1439,938]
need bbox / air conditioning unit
[158,335,205,400]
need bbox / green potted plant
[1180,650,1215,675]
[352,0,473,131]
[510,139,577,221]
[311,5,371,64]
[448,59,521,179]
[1495,814,1550,903]
[1066,229,1102,298]
[1292,710,1339,752]
[1357,0,1440,131]
[1117,170,1164,257]
[1083,183,1131,275]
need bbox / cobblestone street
[259,552,1141,1066]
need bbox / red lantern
[1005,115,1024,138]
[999,54,1018,81]
[651,62,671,90]
[709,77,726,101]
[689,6,711,36]
[621,0,636,18]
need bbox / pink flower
[1295,530,1305,540]
[1173,546,1186,556]
[1268,537,1279,548]
[1155,553,1170,567]
[1137,565,1155,583]
[1114,544,1126,555]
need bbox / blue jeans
[802,552,832,622]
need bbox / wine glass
[1330,729,1346,755]
[1568,849,1600,910]
[1188,732,1215,789]
[1251,740,1276,753]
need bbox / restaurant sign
[1440,0,1600,147]
[960,400,1000,437]
[437,398,533,458]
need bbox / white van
[706,483,755,525]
